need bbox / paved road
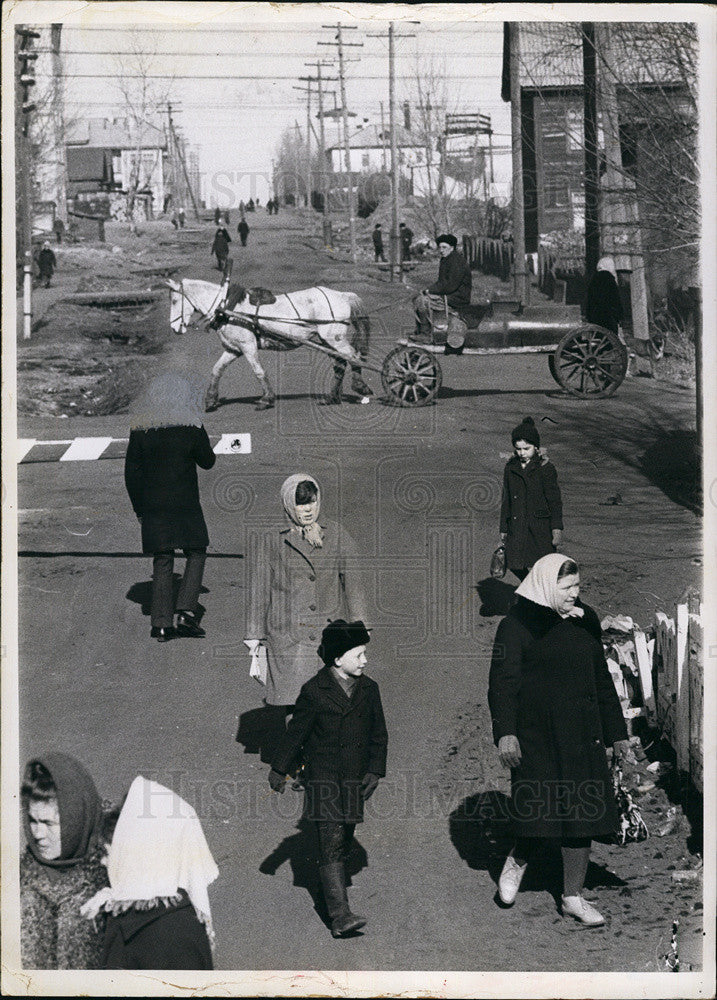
[15,214,700,972]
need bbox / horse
[167,278,372,411]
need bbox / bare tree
[114,30,172,232]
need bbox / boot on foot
[561,894,605,926]
[319,862,366,937]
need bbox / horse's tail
[347,293,371,359]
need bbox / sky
[56,7,511,206]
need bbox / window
[544,178,569,208]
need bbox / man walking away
[37,242,57,288]
[237,217,250,247]
[372,224,386,263]
[399,222,413,262]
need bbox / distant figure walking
[372,223,386,263]
[237,217,250,247]
[53,217,65,244]
[124,373,216,642]
[214,206,222,225]
[224,209,231,225]
[211,226,231,270]
[585,256,623,336]
[178,207,186,229]
[399,222,413,262]
[37,242,57,288]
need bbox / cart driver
[414,234,472,339]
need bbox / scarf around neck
[515,553,584,618]
[280,473,324,549]
[23,752,103,868]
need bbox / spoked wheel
[552,324,628,398]
[381,345,443,407]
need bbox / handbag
[490,544,507,579]
[612,763,649,845]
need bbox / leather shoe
[561,894,605,926]
[176,613,206,638]
[151,626,176,642]
[498,853,528,905]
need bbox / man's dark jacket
[427,249,472,307]
[272,666,388,823]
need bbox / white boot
[561,894,605,926]
[498,853,528,905]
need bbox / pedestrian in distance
[413,233,472,338]
[124,373,216,642]
[213,206,221,225]
[53,216,65,244]
[37,241,57,288]
[488,553,631,926]
[268,619,387,938]
[178,206,186,229]
[20,752,114,969]
[211,225,231,270]
[585,256,623,336]
[372,223,386,262]
[224,209,231,225]
[399,221,413,262]
[171,213,179,230]
[245,474,369,752]
[499,416,563,582]
[237,217,250,247]
[81,775,218,970]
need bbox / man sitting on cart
[414,234,472,339]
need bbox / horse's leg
[205,350,238,411]
[240,331,275,410]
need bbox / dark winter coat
[372,228,384,252]
[102,891,212,970]
[400,226,413,249]
[38,247,57,276]
[124,425,216,554]
[20,844,109,969]
[500,455,563,572]
[247,519,368,706]
[585,269,624,334]
[427,248,472,307]
[211,229,231,257]
[272,666,388,823]
[488,596,628,839]
[237,220,249,239]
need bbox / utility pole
[170,120,200,219]
[368,21,417,280]
[380,101,388,173]
[320,23,363,263]
[16,25,40,340]
[582,23,600,281]
[597,23,649,341]
[508,22,529,304]
[166,103,177,210]
[305,61,338,245]
[294,121,302,207]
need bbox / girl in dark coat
[488,554,630,926]
[124,373,216,641]
[211,226,231,269]
[269,620,387,938]
[585,256,623,335]
[21,753,111,969]
[81,776,218,970]
[500,416,563,581]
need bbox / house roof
[66,117,167,150]
[501,22,688,101]
[66,146,111,183]
[327,123,419,151]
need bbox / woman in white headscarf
[245,474,368,735]
[488,554,630,926]
[81,776,218,969]
[585,256,624,335]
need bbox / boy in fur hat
[269,619,387,938]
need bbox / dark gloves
[268,769,286,794]
[361,773,380,800]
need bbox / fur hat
[511,416,540,448]
[436,234,457,248]
[318,619,371,666]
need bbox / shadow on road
[125,577,208,618]
[475,577,516,617]
[236,705,289,764]
[259,817,368,933]
[449,791,627,906]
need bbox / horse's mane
[224,283,247,311]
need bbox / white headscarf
[596,256,617,279]
[81,776,219,944]
[515,553,584,618]
[280,473,324,549]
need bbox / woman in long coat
[488,553,630,926]
[585,256,623,335]
[500,417,563,580]
[21,753,111,969]
[125,374,216,641]
[246,474,368,717]
[210,226,231,269]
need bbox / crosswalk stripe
[16,434,252,463]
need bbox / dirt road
[15,212,702,973]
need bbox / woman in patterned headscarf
[245,474,368,743]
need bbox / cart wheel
[552,324,628,398]
[547,351,561,387]
[381,345,442,406]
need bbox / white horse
[167,278,372,410]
